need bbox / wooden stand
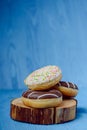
[10,98,77,124]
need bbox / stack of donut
[22,65,79,108]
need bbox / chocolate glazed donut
[55,81,78,97]
[58,81,78,90]
[22,89,63,108]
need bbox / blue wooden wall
[0,0,87,89]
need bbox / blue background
[0,0,87,130]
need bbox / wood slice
[10,98,77,124]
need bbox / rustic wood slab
[10,98,77,124]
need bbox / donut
[54,81,78,97]
[24,65,62,90]
[22,89,63,108]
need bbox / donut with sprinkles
[24,65,62,90]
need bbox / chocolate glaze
[22,89,62,99]
[57,81,78,90]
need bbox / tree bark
[10,98,77,124]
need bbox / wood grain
[10,98,77,124]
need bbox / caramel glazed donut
[24,65,62,90]
[22,89,62,108]
[55,81,78,97]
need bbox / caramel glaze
[22,89,62,99]
[57,81,78,90]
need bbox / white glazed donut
[24,65,62,90]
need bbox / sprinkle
[42,77,46,80]
[34,76,38,80]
